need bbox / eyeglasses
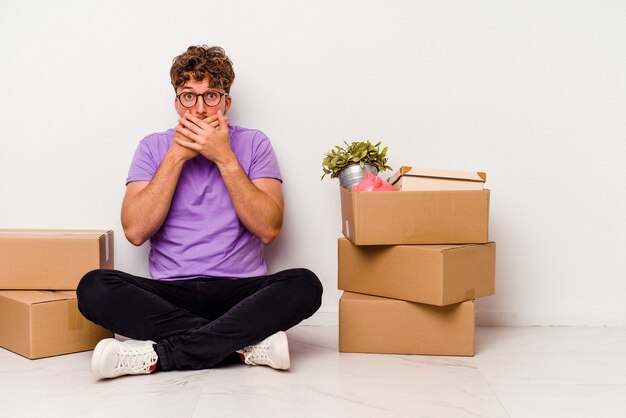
[176,90,229,108]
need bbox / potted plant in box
[321,140,392,189]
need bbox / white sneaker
[91,338,158,379]
[237,331,290,370]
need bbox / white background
[1,0,624,326]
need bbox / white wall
[1,0,625,326]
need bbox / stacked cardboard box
[0,230,114,359]
[337,167,495,356]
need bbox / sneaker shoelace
[115,345,158,373]
[240,343,270,364]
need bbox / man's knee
[77,269,105,299]
[288,268,323,313]
[76,269,111,317]
[300,268,323,297]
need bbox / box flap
[439,242,495,253]
[0,290,77,305]
[341,292,384,302]
[387,166,413,185]
[337,237,473,253]
[0,229,112,240]
[388,166,487,185]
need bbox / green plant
[321,140,391,180]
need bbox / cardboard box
[388,166,487,191]
[339,292,474,356]
[338,238,495,306]
[0,229,114,290]
[340,187,490,245]
[0,290,113,359]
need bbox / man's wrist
[165,147,192,167]
[215,151,240,174]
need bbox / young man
[77,45,322,379]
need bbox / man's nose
[193,96,207,115]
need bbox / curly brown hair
[170,45,235,93]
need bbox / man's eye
[183,93,195,100]
[206,92,218,100]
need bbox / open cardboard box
[0,290,113,359]
[340,187,490,245]
[388,166,487,191]
[339,292,475,356]
[0,229,114,290]
[338,238,495,306]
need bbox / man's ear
[224,95,232,114]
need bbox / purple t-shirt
[126,124,282,280]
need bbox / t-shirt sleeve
[249,132,283,183]
[126,137,159,185]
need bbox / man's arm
[121,132,198,246]
[174,110,284,244]
[220,163,284,245]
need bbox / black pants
[76,268,323,371]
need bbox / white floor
[1,326,625,418]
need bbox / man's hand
[174,111,233,164]
[171,128,200,162]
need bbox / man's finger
[217,110,228,129]
[175,124,193,138]
[175,125,202,144]
[183,113,214,132]
[179,116,204,133]
[174,136,200,150]
[203,115,219,123]
[201,114,220,129]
